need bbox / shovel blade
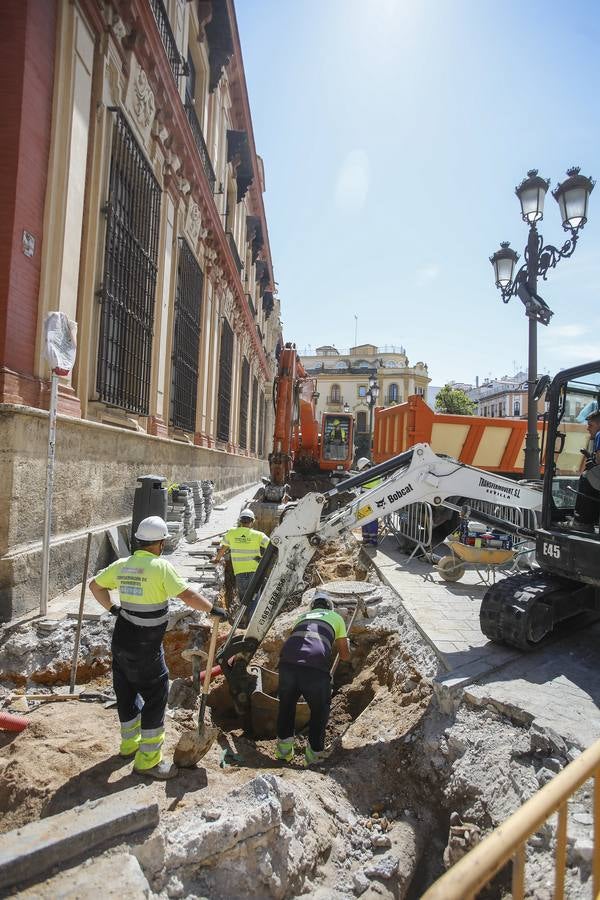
[173,724,218,768]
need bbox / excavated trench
[3,536,586,898]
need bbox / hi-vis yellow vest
[222,527,270,575]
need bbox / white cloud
[415,264,440,285]
[334,150,370,214]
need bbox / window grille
[250,376,258,452]
[170,239,203,432]
[97,109,161,415]
[258,391,265,456]
[217,319,234,442]
[239,357,250,449]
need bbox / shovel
[173,615,220,767]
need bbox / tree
[435,384,476,415]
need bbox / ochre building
[0,0,281,620]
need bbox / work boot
[134,760,178,780]
[119,747,138,759]
[304,744,330,767]
[275,738,295,763]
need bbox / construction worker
[356,457,382,546]
[275,592,350,766]
[328,419,347,443]
[572,410,600,531]
[90,515,228,780]
[212,508,269,622]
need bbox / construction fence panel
[385,501,434,561]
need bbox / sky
[235,0,600,387]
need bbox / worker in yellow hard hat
[212,508,270,625]
[90,515,228,780]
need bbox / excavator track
[480,572,566,650]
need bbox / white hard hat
[311,592,334,611]
[356,457,371,471]
[135,515,169,541]
[240,508,256,522]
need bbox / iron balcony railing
[423,736,600,900]
[149,0,187,81]
[184,102,216,193]
[246,292,256,317]
[226,231,243,274]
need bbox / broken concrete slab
[0,786,158,891]
[14,852,151,898]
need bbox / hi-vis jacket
[94,550,187,628]
[221,527,270,575]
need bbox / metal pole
[523,224,541,480]
[368,400,374,460]
[40,371,59,617]
[69,531,93,693]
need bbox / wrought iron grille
[185,103,216,194]
[250,376,258,453]
[150,0,188,81]
[226,231,243,274]
[216,319,234,442]
[258,392,265,457]
[170,239,203,432]
[97,110,161,415]
[238,357,250,449]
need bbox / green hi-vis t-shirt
[280,609,347,671]
[94,550,187,626]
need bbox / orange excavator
[251,342,354,529]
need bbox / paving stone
[0,787,158,891]
[14,852,151,898]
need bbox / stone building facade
[0,0,281,620]
[300,344,429,456]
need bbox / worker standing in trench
[275,592,351,766]
[89,515,228,780]
[211,508,270,625]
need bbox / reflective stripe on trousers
[119,713,141,756]
[134,727,165,771]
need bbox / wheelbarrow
[436,538,517,584]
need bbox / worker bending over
[90,515,228,780]
[276,592,350,766]
[212,508,269,623]
[356,457,382,546]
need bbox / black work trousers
[277,662,331,751]
[575,472,600,525]
[112,640,169,730]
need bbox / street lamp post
[490,167,594,480]
[365,374,379,460]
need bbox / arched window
[330,384,341,402]
[388,383,399,403]
[356,411,367,433]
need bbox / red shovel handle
[199,664,222,683]
[0,710,29,732]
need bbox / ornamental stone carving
[186,199,202,245]
[133,66,155,130]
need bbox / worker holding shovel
[90,516,228,780]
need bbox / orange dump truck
[372,395,586,475]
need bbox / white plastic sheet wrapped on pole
[40,312,77,617]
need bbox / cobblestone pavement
[368,535,600,749]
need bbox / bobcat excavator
[219,360,600,715]
[250,342,354,531]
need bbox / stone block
[15,852,151,898]
[0,786,159,891]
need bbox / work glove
[211,604,229,621]
[109,604,121,617]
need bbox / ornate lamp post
[490,167,594,479]
[365,374,380,460]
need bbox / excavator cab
[537,360,600,582]
[320,413,354,471]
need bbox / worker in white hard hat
[211,508,270,625]
[356,457,383,546]
[90,515,228,781]
[275,592,350,767]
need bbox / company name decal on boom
[387,484,414,504]
[478,476,521,500]
[258,575,288,627]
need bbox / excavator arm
[216,443,542,713]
